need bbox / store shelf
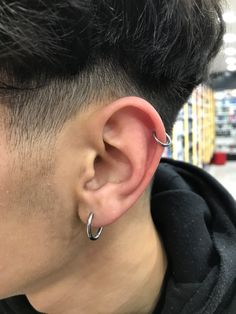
[214,90,236,158]
[165,85,215,167]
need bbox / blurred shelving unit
[163,85,216,167]
[214,90,236,160]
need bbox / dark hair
[0,0,224,143]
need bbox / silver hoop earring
[87,213,103,241]
[152,131,172,148]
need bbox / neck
[26,203,167,314]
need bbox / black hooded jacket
[0,158,235,314]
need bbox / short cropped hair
[0,0,224,144]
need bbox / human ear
[77,97,167,227]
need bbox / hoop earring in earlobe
[152,131,172,147]
[87,213,103,241]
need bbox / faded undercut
[0,0,224,146]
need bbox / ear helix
[86,131,172,241]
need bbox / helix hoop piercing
[87,212,103,241]
[152,131,172,148]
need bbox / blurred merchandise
[163,85,215,168]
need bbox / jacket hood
[151,158,236,314]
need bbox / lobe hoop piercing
[87,212,103,241]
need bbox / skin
[0,97,167,314]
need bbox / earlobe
[78,97,168,228]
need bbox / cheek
[0,156,80,299]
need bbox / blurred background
[163,0,236,199]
